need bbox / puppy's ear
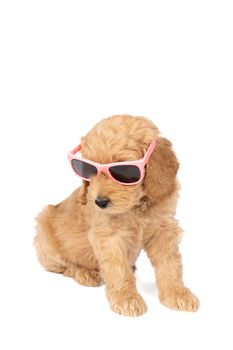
[143,137,179,203]
[79,180,89,205]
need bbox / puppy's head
[79,115,179,214]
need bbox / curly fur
[34,115,199,317]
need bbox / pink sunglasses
[68,139,156,185]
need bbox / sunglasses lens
[109,165,141,183]
[71,159,98,179]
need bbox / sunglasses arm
[70,144,81,155]
[142,139,156,166]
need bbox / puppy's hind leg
[34,230,67,274]
[34,205,68,274]
[35,230,101,286]
[35,204,101,287]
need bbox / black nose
[95,197,110,209]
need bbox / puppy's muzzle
[95,197,110,209]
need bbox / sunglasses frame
[68,139,156,186]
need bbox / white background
[0,1,233,349]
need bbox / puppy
[34,115,199,317]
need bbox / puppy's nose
[95,197,110,209]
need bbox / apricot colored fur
[34,115,199,317]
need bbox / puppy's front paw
[160,286,199,312]
[110,293,147,317]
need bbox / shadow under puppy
[34,115,199,317]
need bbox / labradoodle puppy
[34,115,199,317]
